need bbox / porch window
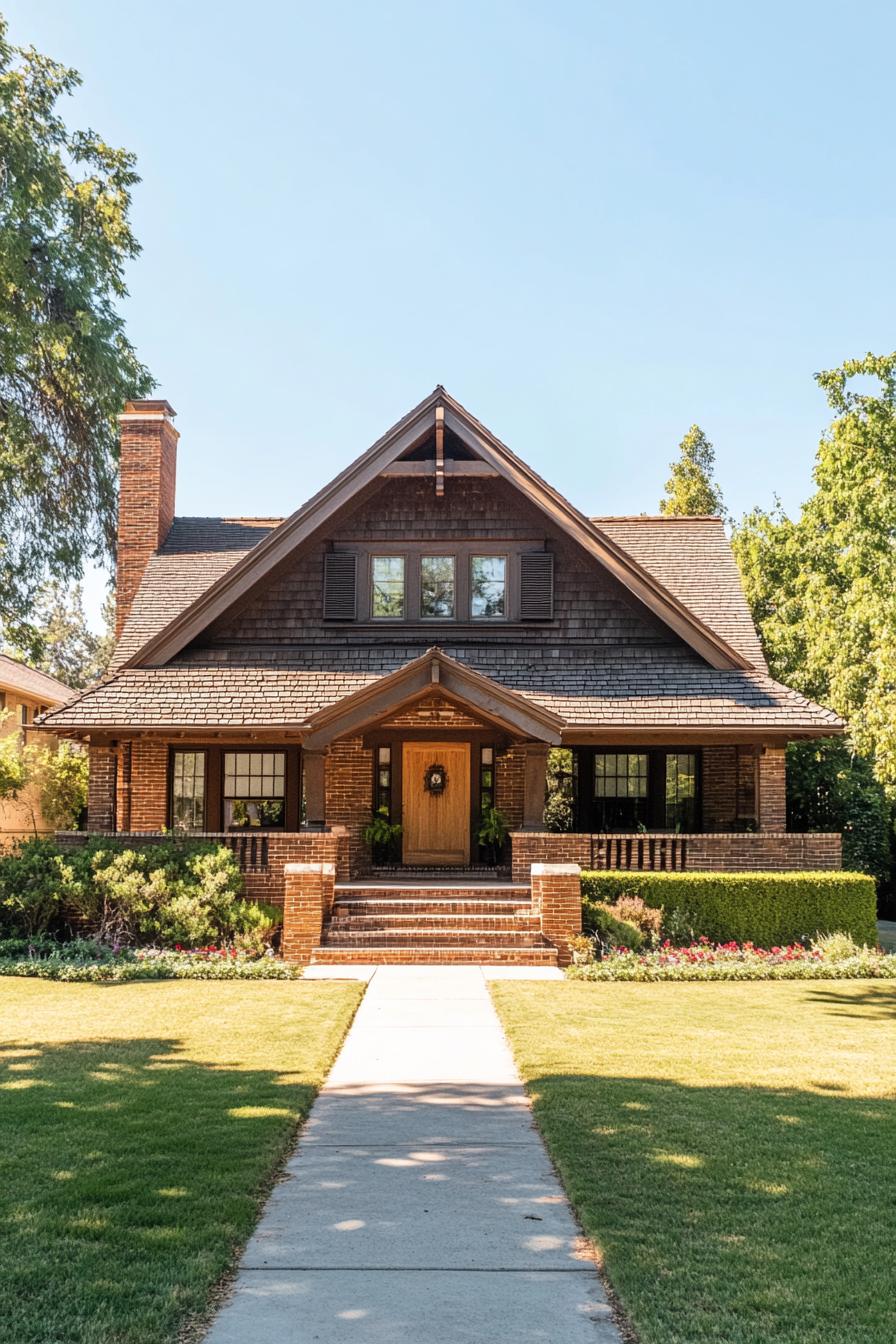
[172,751,206,832]
[593,752,649,830]
[223,751,286,829]
[371,556,405,618]
[471,556,506,619]
[665,752,698,831]
[420,556,455,618]
[376,745,393,815]
[479,746,495,814]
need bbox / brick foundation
[530,863,582,967]
[510,831,843,880]
[282,862,336,962]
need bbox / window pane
[224,751,286,800]
[420,555,455,618]
[471,556,506,619]
[378,746,391,765]
[665,752,698,831]
[592,751,648,830]
[372,556,405,618]
[172,751,205,832]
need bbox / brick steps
[313,878,557,966]
[311,944,560,966]
[332,900,534,919]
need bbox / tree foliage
[4,581,114,689]
[659,424,726,517]
[0,712,87,831]
[732,352,896,789]
[0,19,151,651]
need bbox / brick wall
[86,746,117,832]
[117,402,178,636]
[281,862,335,962]
[122,741,168,831]
[496,745,525,830]
[758,747,787,830]
[510,830,842,880]
[325,736,374,876]
[530,863,582,966]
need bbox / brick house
[43,390,844,964]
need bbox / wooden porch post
[303,748,327,828]
[522,744,550,830]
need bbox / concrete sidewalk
[205,966,619,1343]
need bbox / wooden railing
[221,833,270,873]
[590,835,687,872]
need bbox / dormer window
[420,556,455,618]
[471,556,506,619]
[371,556,405,618]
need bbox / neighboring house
[42,391,844,962]
[0,654,75,843]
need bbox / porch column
[757,746,787,831]
[303,748,327,828]
[87,744,117,833]
[522,744,550,830]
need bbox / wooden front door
[402,742,471,866]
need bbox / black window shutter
[520,551,554,620]
[323,552,357,620]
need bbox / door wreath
[424,763,448,794]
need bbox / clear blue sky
[6,2,896,623]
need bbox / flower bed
[566,937,896,982]
[0,936,304,982]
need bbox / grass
[0,978,363,1344]
[492,980,896,1344]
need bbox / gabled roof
[0,653,74,705]
[301,648,564,748]
[594,516,767,670]
[123,388,751,673]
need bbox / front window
[593,752,649,830]
[371,556,405,618]
[471,556,506,619]
[420,556,455,618]
[172,751,206,832]
[223,751,286,829]
[665,752,698,831]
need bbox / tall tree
[0,19,151,652]
[659,424,727,517]
[732,352,896,789]
[4,580,114,688]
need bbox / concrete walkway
[206,966,620,1343]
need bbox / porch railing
[590,834,687,872]
[221,833,270,873]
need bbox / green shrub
[0,838,77,936]
[584,901,644,952]
[580,870,877,947]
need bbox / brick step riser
[331,902,534,919]
[327,918,542,934]
[311,946,559,966]
[321,931,550,949]
[334,887,530,901]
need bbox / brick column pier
[530,862,582,968]
[282,862,335,963]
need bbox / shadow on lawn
[0,1036,314,1344]
[804,982,896,1020]
[528,1072,895,1343]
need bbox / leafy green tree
[0,19,151,653]
[787,741,892,886]
[4,581,114,689]
[733,352,896,788]
[659,425,727,517]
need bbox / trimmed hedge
[581,870,878,947]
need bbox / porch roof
[40,651,844,739]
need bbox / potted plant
[477,804,509,866]
[363,806,402,866]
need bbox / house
[43,390,844,963]
[0,654,75,843]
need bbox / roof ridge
[593,514,724,522]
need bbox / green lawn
[492,980,896,1344]
[0,978,362,1344]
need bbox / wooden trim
[301,648,563,749]
[380,460,499,477]
[122,387,753,672]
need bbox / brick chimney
[115,399,178,637]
